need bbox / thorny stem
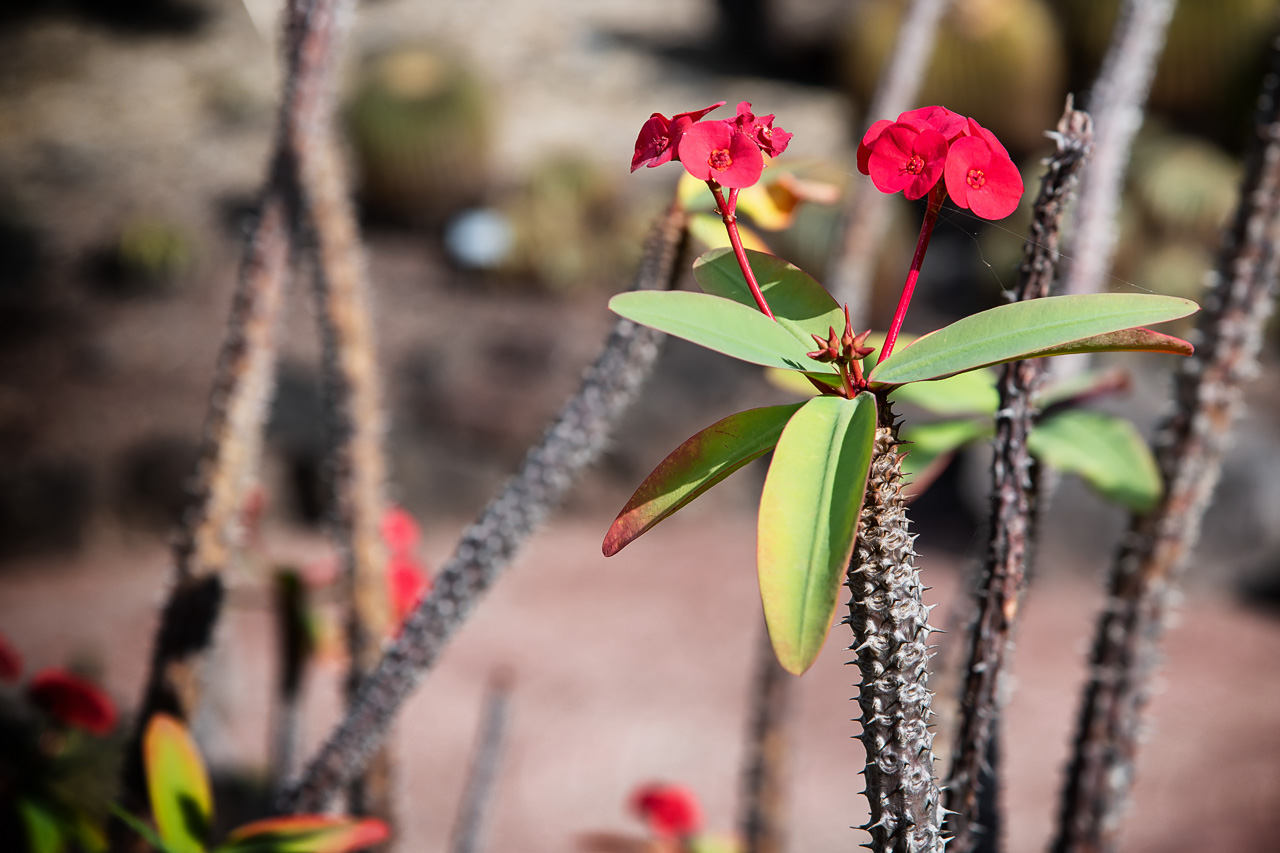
[711,182,776,319]
[942,100,1094,853]
[1062,0,1176,297]
[278,201,689,813]
[877,184,945,365]
[1052,37,1280,853]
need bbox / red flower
[856,118,894,176]
[381,506,421,554]
[897,105,968,141]
[630,783,703,839]
[944,119,1023,220]
[27,669,118,735]
[866,123,948,200]
[677,121,764,189]
[0,632,21,682]
[732,101,792,158]
[631,102,726,172]
[389,552,431,624]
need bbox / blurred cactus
[1130,133,1241,243]
[488,156,641,293]
[98,217,193,296]
[346,46,491,227]
[844,0,1066,150]
[1056,0,1274,131]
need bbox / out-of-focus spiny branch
[450,671,514,853]
[738,626,792,853]
[1053,39,1280,853]
[1062,0,1176,297]
[941,101,1093,853]
[277,201,689,813]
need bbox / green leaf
[111,805,180,853]
[604,404,804,556]
[216,817,390,853]
[868,293,1197,386]
[1028,409,1162,511]
[18,798,64,853]
[900,419,991,484]
[144,714,213,853]
[888,368,999,416]
[692,247,846,349]
[758,392,877,674]
[609,291,835,374]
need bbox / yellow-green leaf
[144,714,212,853]
[217,816,390,853]
[758,392,877,674]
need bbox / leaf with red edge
[216,816,389,853]
[604,404,803,557]
[758,393,877,674]
[1014,326,1194,359]
[144,714,213,853]
[868,293,1197,386]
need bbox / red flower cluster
[27,669,118,736]
[632,101,792,189]
[629,782,703,839]
[858,106,1023,220]
[381,506,431,626]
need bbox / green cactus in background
[345,46,490,227]
[844,0,1066,150]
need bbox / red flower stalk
[677,121,764,189]
[631,102,726,172]
[630,783,703,839]
[27,669,118,736]
[0,632,21,682]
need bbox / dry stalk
[278,201,689,813]
[941,102,1093,853]
[1052,39,1280,853]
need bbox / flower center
[708,148,733,172]
[903,155,924,175]
[966,168,986,190]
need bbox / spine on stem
[846,419,943,853]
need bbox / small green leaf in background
[216,816,390,853]
[17,798,63,853]
[112,805,178,853]
[868,293,1197,386]
[687,213,772,253]
[758,392,877,675]
[888,368,999,417]
[609,291,829,374]
[900,420,991,497]
[1027,409,1162,512]
[144,714,213,853]
[604,404,803,556]
[692,247,845,349]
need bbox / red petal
[857,119,893,175]
[631,113,673,171]
[677,122,763,188]
[381,506,420,553]
[968,153,1023,220]
[867,124,920,194]
[903,129,948,201]
[898,105,967,141]
[965,116,1010,159]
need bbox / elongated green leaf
[758,392,877,674]
[112,805,179,853]
[609,291,833,374]
[889,368,999,416]
[144,714,213,853]
[604,404,804,556]
[217,817,390,853]
[868,293,1197,386]
[17,798,63,853]
[692,247,846,348]
[1028,409,1162,511]
[900,419,990,484]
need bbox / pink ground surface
[3,509,1278,851]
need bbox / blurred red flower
[0,632,21,682]
[630,782,703,839]
[28,669,118,735]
